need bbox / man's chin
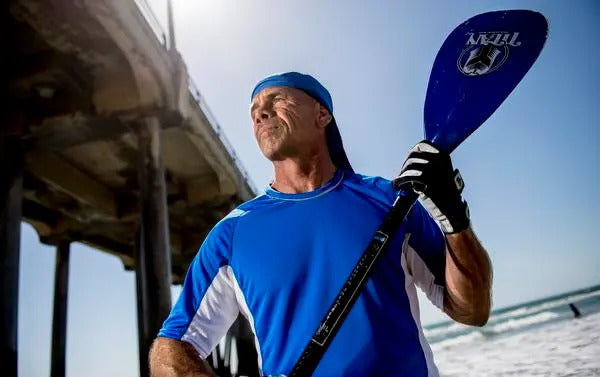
[262,151,285,162]
[259,141,283,161]
[261,148,297,163]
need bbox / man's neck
[271,156,337,194]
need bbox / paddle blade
[424,10,548,153]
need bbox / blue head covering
[251,72,353,172]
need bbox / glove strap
[422,169,470,234]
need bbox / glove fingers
[397,168,465,194]
[401,156,429,170]
[396,159,432,191]
[398,161,430,179]
[405,150,439,161]
[411,140,440,154]
[401,150,444,170]
[393,177,426,193]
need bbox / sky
[18,1,599,376]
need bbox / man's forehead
[250,86,314,111]
[253,86,309,99]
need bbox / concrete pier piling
[51,241,71,377]
[135,118,173,377]
[0,139,24,377]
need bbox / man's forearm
[443,227,492,326]
[149,337,216,377]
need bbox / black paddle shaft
[288,190,419,377]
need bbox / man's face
[250,86,329,161]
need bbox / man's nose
[254,107,273,124]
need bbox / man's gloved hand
[393,140,470,234]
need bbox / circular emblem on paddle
[457,32,521,76]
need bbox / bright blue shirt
[159,169,446,377]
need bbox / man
[149,72,492,377]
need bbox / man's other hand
[394,140,470,233]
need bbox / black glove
[393,140,470,234]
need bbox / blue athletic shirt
[159,169,447,377]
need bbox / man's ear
[316,104,333,129]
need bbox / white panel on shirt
[403,234,446,310]
[229,267,263,375]
[401,233,445,377]
[181,266,263,374]
[182,266,240,358]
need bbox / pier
[3,0,257,375]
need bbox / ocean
[425,285,600,377]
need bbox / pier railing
[187,79,256,193]
[133,0,256,194]
[133,0,168,47]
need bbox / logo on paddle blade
[457,32,521,76]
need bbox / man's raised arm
[149,337,216,377]
[394,140,493,326]
[444,227,492,326]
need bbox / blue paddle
[287,10,548,377]
[425,9,548,152]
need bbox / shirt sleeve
[157,216,240,357]
[402,201,447,310]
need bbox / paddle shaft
[287,191,419,377]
